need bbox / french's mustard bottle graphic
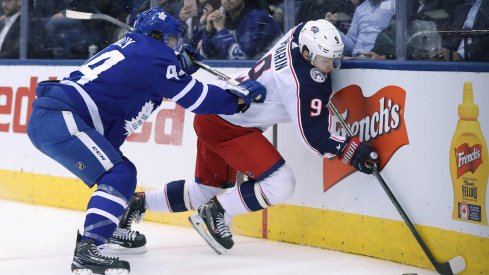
[450,82,488,225]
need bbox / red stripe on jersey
[164,184,173,213]
[328,113,344,142]
[258,183,272,206]
[238,184,252,213]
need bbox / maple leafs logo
[158,12,167,21]
[124,101,154,136]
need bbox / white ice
[0,200,437,275]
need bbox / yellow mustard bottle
[450,82,488,225]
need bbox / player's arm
[149,60,265,114]
[283,84,377,174]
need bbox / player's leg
[115,139,230,230]
[188,115,295,254]
[110,128,232,254]
[27,107,131,274]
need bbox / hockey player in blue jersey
[26,7,266,275]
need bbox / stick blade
[62,10,93,20]
[448,256,466,274]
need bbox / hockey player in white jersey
[113,19,379,255]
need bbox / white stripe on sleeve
[186,83,208,112]
[171,78,196,102]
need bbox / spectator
[340,0,396,57]
[297,0,355,34]
[179,0,221,48]
[440,0,489,61]
[28,0,66,58]
[159,0,184,17]
[365,0,451,60]
[366,19,444,60]
[0,0,21,58]
[297,0,355,24]
[42,1,132,59]
[202,0,282,59]
[268,1,285,31]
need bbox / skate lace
[216,213,232,238]
[112,228,138,241]
[128,209,145,229]
[87,243,118,260]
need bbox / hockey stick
[62,10,134,31]
[192,60,243,87]
[327,102,465,275]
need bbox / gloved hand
[338,137,379,174]
[178,44,204,75]
[227,79,267,113]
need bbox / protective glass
[164,34,183,51]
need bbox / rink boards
[0,63,488,274]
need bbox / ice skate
[103,192,147,254]
[120,192,147,229]
[100,227,147,255]
[71,233,130,275]
[189,197,234,255]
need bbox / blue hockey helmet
[133,8,183,50]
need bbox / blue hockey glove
[227,80,267,113]
[178,44,204,75]
[338,137,379,174]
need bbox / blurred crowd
[0,0,487,62]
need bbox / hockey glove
[227,80,267,113]
[338,137,379,174]
[178,44,204,75]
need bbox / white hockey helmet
[298,19,344,66]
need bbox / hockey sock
[83,160,137,245]
[218,164,295,216]
[145,179,224,212]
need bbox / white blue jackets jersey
[219,24,345,158]
[33,32,238,149]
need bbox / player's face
[222,0,244,12]
[165,34,182,51]
[312,55,342,74]
[2,0,21,16]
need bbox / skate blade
[188,214,228,255]
[72,269,93,275]
[99,243,147,255]
[105,269,130,275]
[72,268,129,275]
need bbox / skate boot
[102,192,147,254]
[100,227,147,255]
[119,192,146,229]
[189,197,234,255]
[71,233,130,275]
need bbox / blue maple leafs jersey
[34,32,238,149]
